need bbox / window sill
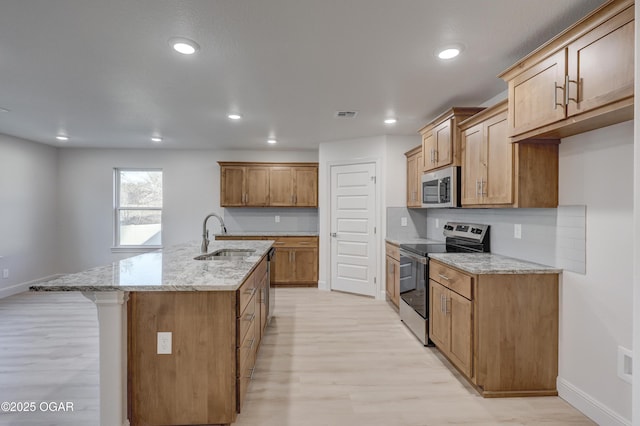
[111,246,163,254]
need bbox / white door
[330,162,377,297]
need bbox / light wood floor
[0,289,594,425]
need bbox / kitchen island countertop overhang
[30,239,274,292]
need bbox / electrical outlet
[514,224,522,239]
[2,269,8,279]
[401,217,407,227]
[157,332,172,355]
[275,215,280,223]
[435,218,440,228]
[618,346,632,384]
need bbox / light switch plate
[617,346,632,384]
[157,332,172,355]
[2,269,8,279]
[514,224,522,239]
[401,217,407,227]
[435,218,440,228]
[275,215,280,223]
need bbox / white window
[113,169,163,250]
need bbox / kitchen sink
[194,249,256,260]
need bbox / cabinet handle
[292,252,296,262]
[434,149,438,163]
[244,287,257,297]
[294,194,298,204]
[553,81,565,109]
[440,294,445,313]
[248,338,256,350]
[444,297,450,314]
[249,367,256,380]
[430,149,434,164]
[438,274,450,281]
[245,312,256,322]
[565,75,578,104]
[480,180,487,196]
[475,179,479,197]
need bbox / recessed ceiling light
[0,107,10,113]
[169,37,200,55]
[267,139,277,145]
[151,136,163,142]
[228,114,242,120]
[384,118,398,125]
[437,46,463,60]
[56,135,69,141]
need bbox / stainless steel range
[399,222,490,345]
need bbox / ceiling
[0,0,606,150]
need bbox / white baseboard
[317,280,328,291]
[557,377,631,426]
[0,274,64,299]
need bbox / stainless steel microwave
[421,166,460,208]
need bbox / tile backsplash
[424,206,586,273]
[223,208,319,233]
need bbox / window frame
[112,168,163,252]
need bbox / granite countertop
[385,237,443,246]
[30,240,274,292]
[428,253,562,275]
[215,232,318,237]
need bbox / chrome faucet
[201,213,228,253]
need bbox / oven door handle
[399,249,428,265]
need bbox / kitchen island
[31,240,274,426]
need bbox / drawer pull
[249,367,255,380]
[248,338,255,350]
[244,312,256,322]
[244,287,257,296]
[438,274,450,281]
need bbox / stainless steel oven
[399,222,490,345]
[422,166,460,208]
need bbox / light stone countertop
[428,253,562,275]
[30,240,274,292]
[215,232,318,237]
[385,237,443,246]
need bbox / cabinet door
[406,153,419,207]
[461,123,483,206]
[429,281,449,350]
[220,166,246,207]
[273,248,295,284]
[508,50,566,137]
[448,291,473,378]
[245,167,270,206]
[422,132,436,171]
[385,255,395,301]
[434,119,453,168]
[293,167,318,207]
[566,6,634,118]
[292,247,318,283]
[269,167,294,206]
[391,257,400,307]
[483,111,513,205]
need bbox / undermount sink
[194,249,256,260]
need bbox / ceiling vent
[334,111,358,119]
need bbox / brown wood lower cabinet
[429,259,559,397]
[128,257,268,425]
[384,242,400,307]
[217,235,319,287]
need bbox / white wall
[56,148,317,273]
[0,134,59,297]
[318,134,418,298]
[557,121,634,425]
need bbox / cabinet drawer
[385,242,400,261]
[237,294,257,344]
[272,236,318,248]
[237,320,257,378]
[238,273,257,315]
[237,349,256,413]
[429,261,473,300]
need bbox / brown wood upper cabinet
[404,146,422,208]
[219,162,318,207]
[500,0,634,142]
[419,107,484,172]
[459,100,560,208]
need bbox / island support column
[84,291,130,426]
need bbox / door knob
[331,233,337,237]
